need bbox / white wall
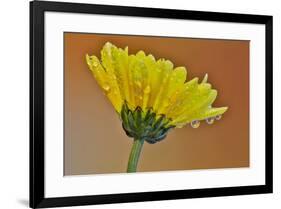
[0,0,279,208]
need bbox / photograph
[64,32,249,175]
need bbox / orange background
[64,32,249,175]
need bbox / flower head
[86,42,228,144]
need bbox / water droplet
[135,81,142,88]
[191,120,200,128]
[206,117,215,124]
[102,84,111,93]
[163,102,169,108]
[93,61,98,67]
[177,123,185,128]
[143,85,151,94]
[215,115,222,120]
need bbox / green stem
[127,138,144,173]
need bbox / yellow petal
[166,77,199,119]
[157,66,187,115]
[86,53,123,113]
[152,59,174,112]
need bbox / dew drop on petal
[191,120,200,128]
[93,61,98,67]
[102,84,111,93]
[177,123,185,128]
[206,117,215,124]
[163,102,169,108]
[135,81,142,88]
[143,85,151,94]
[215,115,222,120]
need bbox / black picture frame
[30,1,273,208]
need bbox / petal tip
[202,73,208,83]
[222,106,228,112]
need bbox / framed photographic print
[30,0,273,208]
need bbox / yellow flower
[87,42,227,123]
[86,42,228,172]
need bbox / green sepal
[120,102,174,144]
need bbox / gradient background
[64,32,249,175]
